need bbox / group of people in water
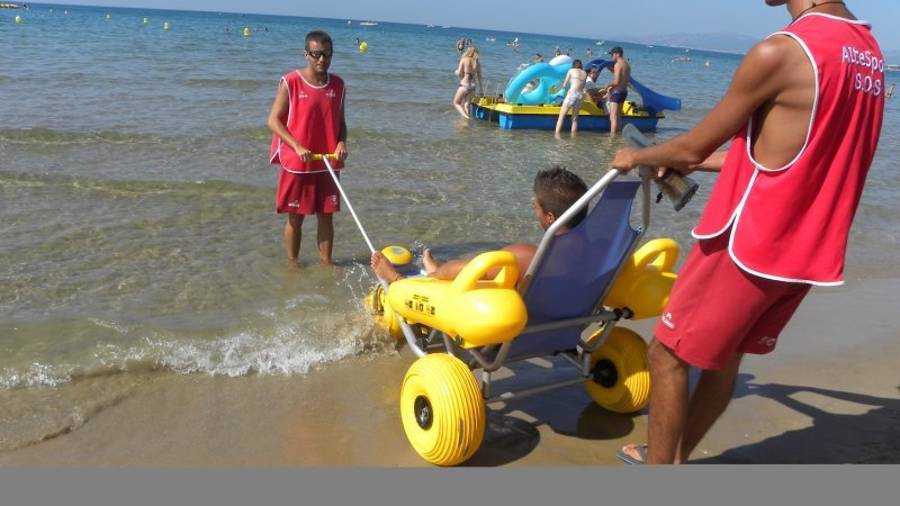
[554,46,631,135]
[451,40,632,136]
[533,46,596,63]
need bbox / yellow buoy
[359,41,369,54]
[163,21,170,31]
[242,27,250,37]
[143,17,149,25]
[15,15,22,24]
[381,245,412,266]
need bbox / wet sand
[1,277,898,467]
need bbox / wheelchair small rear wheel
[585,327,651,413]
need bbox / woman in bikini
[555,59,587,135]
[452,47,483,119]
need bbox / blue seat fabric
[507,181,641,360]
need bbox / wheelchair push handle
[621,124,699,212]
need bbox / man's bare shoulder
[744,36,805,71]
[728,36,812,97]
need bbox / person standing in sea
[604,46,631,134]
[267,30,348,266]
[453,47,483,119]
[555,59,588,135]
[456,37,466,54]
[611,0,884,465]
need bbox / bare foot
[371,252,401,283]
[617,443,648,465]
[422,248,439,275]
[454,104,471,119]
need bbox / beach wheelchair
[366,168,681,466]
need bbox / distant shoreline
[21,3,896,62]
[620,42,748,56]
[23,2,749,57]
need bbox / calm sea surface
[2,4,899,396]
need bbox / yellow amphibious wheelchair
[366,130,688,466]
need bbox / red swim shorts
[653,230,811,370]
[276,170,341,215]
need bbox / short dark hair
[608,46,623,56]
[305,30,333,50]
[572,59,583,69]
[534,166,589,227]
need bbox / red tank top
[270,70,345,173]
[692,14,885,286]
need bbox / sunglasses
[306,49,333,60]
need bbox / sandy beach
[1,276,897,467]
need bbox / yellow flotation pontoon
[366,249,528,346]
[386,251,527,348]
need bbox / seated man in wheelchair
[370,165,588,285]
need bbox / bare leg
[316,213,334,266]
[284,214,304,262]
[555,103,571,134]
[675,354,743,463]
[645,338,690,464]
[570,101,582,134]
[608,101,622,135]
[452,87,471,119]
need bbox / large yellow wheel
[400,354,485,466]
[585,327,651,413]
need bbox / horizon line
[29,1,760,55]
[28,1,900,54]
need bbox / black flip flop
[616,444,648,465]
